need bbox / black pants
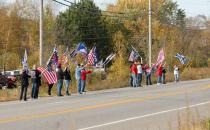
[48,84,53,95]
[20,85,28,101]
[35,85,40,98]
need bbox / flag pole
[131,45,143,63]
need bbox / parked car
[0,70,21,89]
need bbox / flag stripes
[37,67,57,84]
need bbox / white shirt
[174,67,179,75]
[137,65,143,74]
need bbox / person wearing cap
[81,67,92,93]
[56,63,64,96]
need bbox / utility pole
[148,0,152,67]
[39,0,43,66]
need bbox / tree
[56,0,112,59]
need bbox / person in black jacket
[56,63,64,96]
[64,67,71,95]
[20,69,30,101]
[31,65,42,99]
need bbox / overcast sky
[6,0,210,17]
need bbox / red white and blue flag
[47,47,58,68]
[37,67,57,84]
[88,46,98,66]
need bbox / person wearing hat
[56,63,64,96]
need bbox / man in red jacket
[131,62,138,87]
[81,68,92,93]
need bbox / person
[31,66,37,99]
[48,83,54,96]
[81,68,92,93]
[174,65,179,82]
[129,64,133,87]
[64,66,71,95]
[156,63,163,86]
[137,62,143,87]
[162,64,167,84]
[144,64,152,85]
[20,69,30,101]
[35,66,41,98]
[131,62,138,87]
[75,64,83,94]
[56,63,64,96]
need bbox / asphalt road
[0,79,210,130]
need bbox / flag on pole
[22,49,28,70]
[88,46,98,66]
[175,53,189,64]
[128,50,139,62]
[46,47,58,68]
[76,42,87,56]
[103,53,116,66]
[60,47,69,65]
[156,48,165,65]
[37,67,57,84]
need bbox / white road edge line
[78,101,210,130]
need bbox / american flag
[37,67,57,84]
[128,50,139,62]
[47,47,58,67]
[59,47,69,65]
[88,46,98,66]
[156,48,165,65]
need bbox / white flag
[22,49,28,70]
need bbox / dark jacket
[36,70,41,86]
[21,71,30,86]
[56,68,64,80]
[64,69,71,80]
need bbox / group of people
[129,61,180,87]
[19,63,92,101]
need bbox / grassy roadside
[0,67,210,102]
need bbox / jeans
[162,74,166,84]
[157,76,162,84]
[174,74,179,82]
[131,74,137,87]
[20,85,28,101]
[137,73,142,86]
[77,78,82,93]
[129,74,133,87]
[64,80,70,95]
[146,74,152,85]
[57,79,63,96]
[81,80,86,92]
[31,82,37,98]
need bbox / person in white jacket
[174,65,179,82]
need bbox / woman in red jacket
[81,68,92,93]
[156,63,163,85]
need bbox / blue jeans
[137,73,142,86]
[81,80,86,92]
[64,80,70,94]
[157,76,162,84]
[146,74,152,85]
[31,82,37,98]
[57,79,63,96]
[77,78,82,93]
[131,74,137,87]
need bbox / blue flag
[76,42,87,56]
[175,53,189,64]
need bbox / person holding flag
[81,67,92,93]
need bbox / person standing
[174,65,179,82]
[20,69,30,101]
[129,64,133,87]
[31,66,37,99]
[144,64,152,85]
[137,62,143,87]
[75,64,82,94]
[35,66,41,98]
[56,63,64,96]
[156,63,163,86]
[81,68,92,93]
[131,62,138,87]
[64,66,71,95]
[162,65,167,84]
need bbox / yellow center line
[0,85,210,124]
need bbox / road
[0,79,210,130]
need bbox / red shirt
[156,65,163,76]
[131,64,137,75]
[81,70,92,80]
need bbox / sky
[6,0,210,17]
